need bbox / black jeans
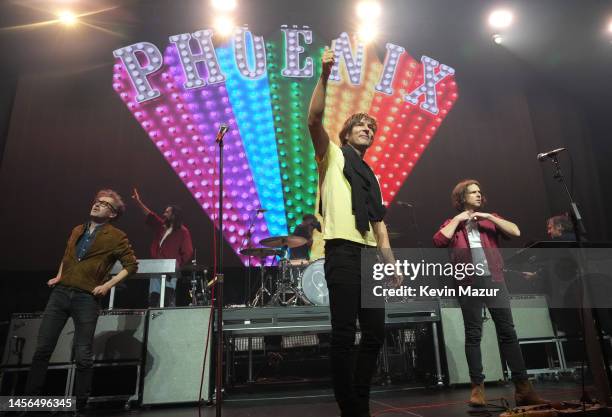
[325,240,385,417]
[25,285,100,406]
[458,276,527,384]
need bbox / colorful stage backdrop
[112,27,458,264]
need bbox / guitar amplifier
[141,307,213,405]
[439,299,504,385]
[92,310,146,362]
[1,313,74,366]
[509,295,555,340]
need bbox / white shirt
[465,219,491,276]
[159,227,173,247]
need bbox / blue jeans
[25,285,100,406]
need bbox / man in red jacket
[132,188,193,307]
[433,179,545,408]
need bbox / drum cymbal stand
[250,256,271,307]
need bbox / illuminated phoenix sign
[112,26,458,264]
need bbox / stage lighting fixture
[492,33,504,44]
[607,19,612,33]
[356,1,382,20]
[57,10,78,26]
[357,23,378,43]
[488,9,513,29]
[214,16,235,37]
[212,0,237,12]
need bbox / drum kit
[240,235,329,307]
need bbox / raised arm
[132,187,153,216]
[308,46,335,160]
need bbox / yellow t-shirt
[309,202,325,260]
[318,142,378,246]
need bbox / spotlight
[488,9,513,29]
[356,1,381,20]
[214,16,235,37]
[57,10,78,26]
[608,19,612,33]
[357,23,378,43]
[492,33,504,44]
[212,0,236,12]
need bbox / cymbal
[240,247,283,258]
[260,235,308,248]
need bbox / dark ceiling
[0,0,610,105]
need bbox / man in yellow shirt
[308,46,396,417]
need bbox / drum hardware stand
[240,210,259,306]
[190,249,198,306]
[188,249,210,306]
[269,247,314,306]
[250,256,271,307]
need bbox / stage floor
[81,381,590,417]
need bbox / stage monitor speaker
[92,310,146,362]
[439,299,504,385]
[141,307,213,405]
[509,295,555,340]
[1,314,74,366]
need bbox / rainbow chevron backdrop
[112,30,458,265]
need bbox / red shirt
[146,213,194,268]
[432,214,506,282]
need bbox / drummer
[290,214,322,260]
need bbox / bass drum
[301,258,329,306]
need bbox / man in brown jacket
[25,189,138,412]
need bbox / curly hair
[451,179,487,211]
[95,189,126,220]
[548,213,574,233]
[338,113,377,145]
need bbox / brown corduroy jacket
[59,222,138,293]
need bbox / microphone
[537,147,566,161]
[256,208,267,213]
[215,123,229,143]
[396,201,413,208]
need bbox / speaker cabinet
[439,299,504,385]
[509,295,555,339]
[92,310,146,362]
[2,314,74,366]
[141,307,213,405]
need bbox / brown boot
[514,379,549,406]
[469,383,486,407]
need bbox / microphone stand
[214,129,226,417]
[550,156,586,238]
[547,154,611,406]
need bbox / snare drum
[301,258,329,306]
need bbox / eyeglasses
[93,199,117,212]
